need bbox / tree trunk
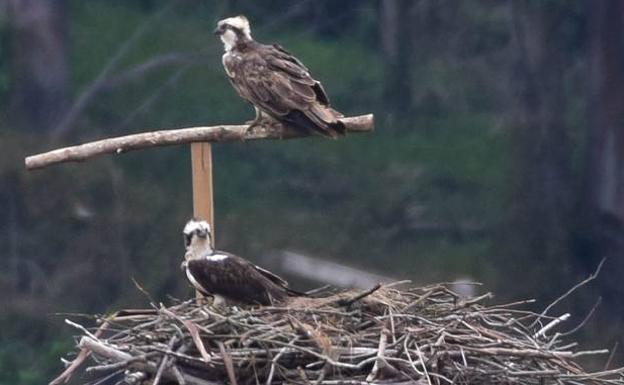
[578,0,624,314]
[503,1,573,299]
[379,0,413,118]
[586,1,624,224]
[7,0,68,132]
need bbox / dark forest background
[1,1,624,383]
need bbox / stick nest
[54,283,623,385]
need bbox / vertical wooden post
[191,142,214,301]
[190,142,215,246]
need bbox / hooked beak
[213,26,223,36]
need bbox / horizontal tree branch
[26,114,374,170]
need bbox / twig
[305,285,332,296]
[182,319,212,363]
[85,354,150,373]
[321,379,424,385]
[571,349,610,358]
[152,336,177,385]
[131,277,156,305]
[383,280,412,288]
[389,307,397,344]
[49,320,110,385]
[414,342,432,385]
[533,313,570,339]
[604,341,619,371]
[91,369,126,385]
[455,346,606,359]
[172,365,187,385]
[560,297,602,337]
[558,367,624,379]
[531,258,605,327]
[64,319,98,340]
[161,307,212,362]
[366,329,389,382]
[337,283,382,307]
[79,337,133,362]
[266,338,297,385]
[218,342,238,385]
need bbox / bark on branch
[25,114,374,170]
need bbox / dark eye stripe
[226,25,243,34]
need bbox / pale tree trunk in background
[587,1,624,225]
[7,0,68,132]
[579,0,624,314]
[379,0,413,118]
[504,1,573,299]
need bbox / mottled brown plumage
[215,15,345,138]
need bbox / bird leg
[245,107,270,133]
[245,107,261,126]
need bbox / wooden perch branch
[25,114,374,170]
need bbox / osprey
[214,15,346,138]
[181,219,300,306]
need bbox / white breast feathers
[222,54,235,77]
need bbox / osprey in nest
[214,15,346,138]
[180,219,302,306]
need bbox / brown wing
[252,263,289,287]
[224,43,345,138]
[185,252,287,305]
[269,44,332,107]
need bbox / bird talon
[245,120,260,133]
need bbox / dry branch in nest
[52,283,624,385]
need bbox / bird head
[183,219,212,254]
[214,15,252,51]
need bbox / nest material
[53,283,623,385]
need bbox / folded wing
[225,44,345,138]
[185,252,291,305]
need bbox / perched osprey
[214,15,346,138]
[181,219,301,306]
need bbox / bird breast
[222,53,240,78]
